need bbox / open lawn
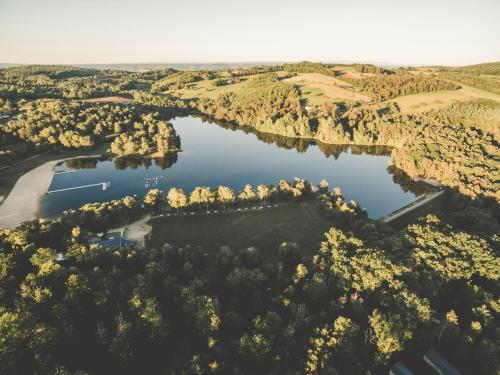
[168,74,260,100]
[149,200,334,257]
[283,73,371,104]
[389,84,500,113]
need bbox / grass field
[149,200,334,257]
[389,84,500,113]
[168,73,262,100]
[283,73,371,104]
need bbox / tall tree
[167,188,187,213]
[217,186,234,211]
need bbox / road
[381,190,444,223]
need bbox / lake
[39,116,425,219]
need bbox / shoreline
[0,154,102,229]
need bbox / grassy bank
[149,200,333,257]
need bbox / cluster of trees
[211,77,241,87]
[228,65,281,77]
[283,61,335,76]
[143,177,325,214]
[0,98,15,113]
[355,73,460,101]
[1,99,181,159]
[439,71,500,95]
[0,65,125,100]
[442,61,500,76]
[0,187,497,374]
[350,63,393,75]
[150,71,214,93]
[195,73,307,138]
[0,65,186,102]
[110,115,180,158]
[427,99,500,133]
[2,99,134,148]
[319,185,366,224]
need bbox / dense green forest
[0,186,497,374]
[355,74,460,101]
[1,99,179,158]
[0,63,499,374]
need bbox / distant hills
[1,61,498,72]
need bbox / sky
[0,0,499,66]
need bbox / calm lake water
[39,116,423,218]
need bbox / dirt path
[109,215,152,249]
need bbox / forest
[0,62,499,374]
[0,184,497,374]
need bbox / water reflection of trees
[65,157,100,169]
[195,115,432,195]
[198,114,393,159]
[114,153,178,170]
[387,165,436,196]
[65,153,179,171]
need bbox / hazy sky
[1,0,499,65]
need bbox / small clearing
[149,201,333,257]
[283,73,371,103]
[110,215,152,249]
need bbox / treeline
[2,99,181,158]
[439,71,500,95]
[426,99,500,133]
[447,61,500,76]
[282,62,393,77]
[356,74,460,101]
[151,71,214,93]
[228,65,282,77]
[283,61,335,76]
[0,188,497,374]
[335,63,394,75]
[143,178,365,223]
[0,65,180,100]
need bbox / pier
[47,182,110,194]
[54,170,77,175]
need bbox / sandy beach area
[0,155,100,229]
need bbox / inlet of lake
[39,116,426,219]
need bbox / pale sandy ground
[0,155,100,229]
[110,215,152,248]
[283,73,372,102]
